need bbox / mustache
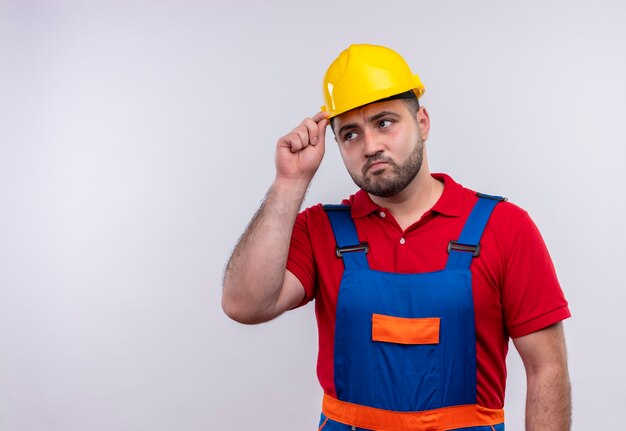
[363,153,394,175]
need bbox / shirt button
[379,211,386,218]
[399,238,406,244]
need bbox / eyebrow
[336,111,401,137]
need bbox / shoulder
[460,184,533,235]
[296,193,358,226]
[455,183,546,259]
[491,200,532,232]
[295,203,327,229]
[294,202,340,242]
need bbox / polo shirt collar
[350,173,464,218]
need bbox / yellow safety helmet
[321,44,425,119]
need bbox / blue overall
[318,195,505,431]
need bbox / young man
[222,44,571,431]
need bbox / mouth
[364,161,389,174]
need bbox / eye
[342,131,358,142]
[378,119,393,128]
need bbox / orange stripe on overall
[322,394,504,431]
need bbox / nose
[362,130,384,157]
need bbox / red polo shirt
[287,173,570,409]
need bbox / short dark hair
[330,90,420,134]
[401,94,420,119]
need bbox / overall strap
[323,204,369,270]
[445,193,506,270]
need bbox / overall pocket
[371,314,441,411]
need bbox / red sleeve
[501,212,571,338]
[286,209,318,307]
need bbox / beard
[349,136,424,197]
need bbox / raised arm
[222,112,329,324]
[513,322,572,431]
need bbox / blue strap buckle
[447,240,480,257]
[336,242,369,258]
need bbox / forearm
[223,111,328,323]
[222,178,309,323]
[525,363,571,430]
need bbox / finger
[312,111,329,123]
[316,118,328,148]
[301,118,319,146]
[288,123,309,147]
[291,133,306,153]
[318,118,329,133]
[294,126,309,149]
[278,133,304,153]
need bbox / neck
[368,168,444,231]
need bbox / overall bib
[318,195,506,431]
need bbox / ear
[416,107,430,141]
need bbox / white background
[1,1,625,430]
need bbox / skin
[221,99,571,429]
[332,100,442,230]
[221,111,328,323]
[514,322,572,430]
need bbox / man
[222,44,571,430]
